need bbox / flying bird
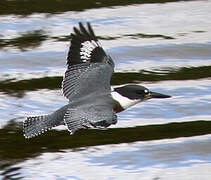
[23,22,171,138]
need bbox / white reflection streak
[14,135,211,180]
[0,0,211,50]
[116,59,211,72]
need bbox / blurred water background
[0,0,211,179]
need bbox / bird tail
[23,115,55,138]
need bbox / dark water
[1,0,211,179]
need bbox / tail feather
[23,115,55,138]
[24,105,68,138]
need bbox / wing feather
[64,106,117,134]
[64,109,89,134]
[63,22,114,106]
[67,22,114,66]
[62,62,113,100]
[87,22,98,41]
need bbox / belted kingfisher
[23,22,171,138]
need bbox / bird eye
[144,89,149,94]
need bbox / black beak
[150,91,171,99]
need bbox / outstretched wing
[62,22,115,101]
[66,22,114,66]
[64,104,117,134]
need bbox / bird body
[23,22,171,138]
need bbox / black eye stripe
[114,85,150,100]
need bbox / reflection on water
[0,0,193,16]
[1,0,211,49]
[0,65,211,95]
[1,0,211,179]
[3,135,211,180]
[1,79,211,128]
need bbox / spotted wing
[66,22,114,66]
[62,22,115,101]
[64,103,117,134]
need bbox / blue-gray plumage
[23,22,116,138]
[23,22,171,138]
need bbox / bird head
[112,84,171,112]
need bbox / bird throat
[111,91,141,112]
